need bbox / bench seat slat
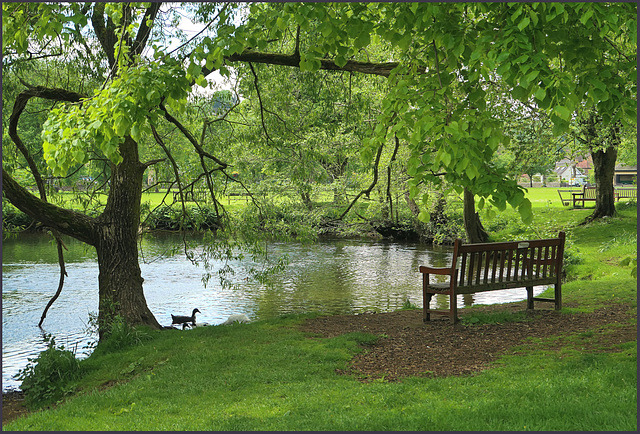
[454,278,559,294]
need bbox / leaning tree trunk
[463,188,489,243]
[3,134,163,339]
[95,136,161,338]
[588,144,618,222]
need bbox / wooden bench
[572,186,637,207]
[557,188,579,206]
[614,187,637,201]
[419,231,565,323]
[572,186,596,207]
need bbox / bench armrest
[419,266,453,275]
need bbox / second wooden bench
[419,231,565,323]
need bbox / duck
[221,313,250,325]
[171,308,200,329]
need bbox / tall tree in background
[574,108,620,222]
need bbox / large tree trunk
[95,137,161,337]
[463,188,489,243]
[578,109,620,224]
[588,145,618,221]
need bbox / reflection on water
[2,232,546,390]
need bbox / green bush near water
[14,337,85,409]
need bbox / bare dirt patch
[299,301,636,381]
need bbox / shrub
[15,336,84,408]
[2,205,36,232]
[91,315,151,354]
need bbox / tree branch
[131,2,161,57]
[2,168,97,244]
[337,143,385,220]
[386,135,401,222]
[159,103,228,169]
[91,3,118,68]
[248,62,274,146]
[38,234,68,328]
[208,50,398,78]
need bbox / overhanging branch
[209,50,398,78]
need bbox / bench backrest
[451,231,565,290]
[615,187,637,198]
[583,186,597,199]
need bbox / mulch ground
[299,301,637,381]
[3,301,636,425]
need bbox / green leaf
[507,190,525,208]
[525,69,540,83]
[513,54,529,64]
[440,151,452,167]
[517,16,530,31]
[73,149,85,163]
[580,8,594,25]
[334,55,347,68]
[590,78,606,91]
[418,210,431,223]
[299,60,312,71]
[195,75,208,87]
[89,119,103,130]
[114,116,131,136]
[518,199,533,224]
[553,105,572,121]
[355,31,370,48]
[465,164,478,180]
[552,118,569,136]
[511,86,527,100]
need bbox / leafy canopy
[4,2,636,224]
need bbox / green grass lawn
[4,189,636,431]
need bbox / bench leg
[450,292,458,324]
[554,283,562,310]
[423,292,433,322]
[526,286,534,310]
[423,274,431,322]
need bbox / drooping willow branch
[160,104,231,216]
[159,103,228,169]
[248,62,274,147]
[38,235,68,328]
[386,135,401,223]
[337,142,385,220]
[7,83,85,328]
[150,124,188,220]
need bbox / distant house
[614,165,637,185]
[554,159,587,185]
[575,155,593,179]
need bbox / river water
[2,232,546,391]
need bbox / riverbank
[4,187,619,242]
[3,201,636,430]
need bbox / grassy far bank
[4,195,637,431]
